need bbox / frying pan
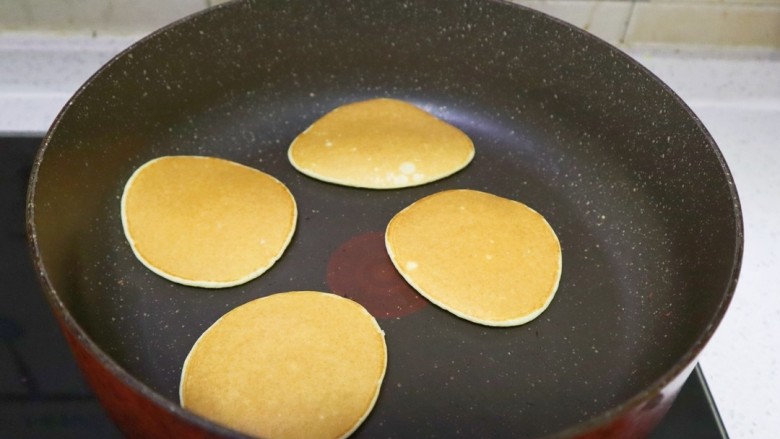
[26,0,742,437]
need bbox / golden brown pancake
[288,98,474,189]
[121,156,296,288]
[385,189,562,326]
[180,291,387,439]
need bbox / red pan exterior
[57,316,225,438]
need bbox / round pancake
[288,98,474,189]
[180,291,387,439]
[385,189,562,327]
[121,156,296,288]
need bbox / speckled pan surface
[27,0,742,438]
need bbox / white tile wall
[0,0,207,35]
[649,0,780,3]
[514,0,780,48]
[512,1,633,43]
[626,3,780,47]
[0,0,779,47]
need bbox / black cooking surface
[2,136,727,438]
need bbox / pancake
[385,189,562,326]
[180,291,387,439]
[121,156,296,288]
[288,98,474,189]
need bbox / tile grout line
[620,0,639,45]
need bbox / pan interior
[30,1,740,437]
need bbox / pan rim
[25,0,744,437]
[514,4,744,438]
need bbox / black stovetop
[1,136,728,438]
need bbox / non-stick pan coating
[29,0,741,437]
